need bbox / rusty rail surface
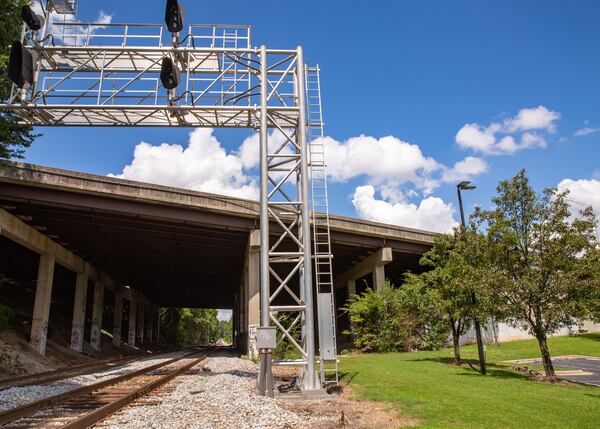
[63,349,213,428]
[0,348,210,427]
[0,352,159,391]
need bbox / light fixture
[21,5,45,31]
[7,41,35,89]
[165,0,184,33]
[457,181,476,190]
[160,57,180,89]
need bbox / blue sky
[24,0,600,233]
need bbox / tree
[343,281,419,352]
[159,307,220,346]
[587,248,600,322]
[0,0,39,160]
[159,307,181,345]
[178,308,219,346]
[218,318,233,344]
[474,170,599,379]
[400,229,489,364]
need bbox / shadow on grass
[339,371,359,385]
[579,333,600,342]
[408,357,527,380]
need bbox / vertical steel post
[457,184,487,375]
[257,44,272,396]
[296,46,318,390]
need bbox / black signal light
[7,41,35,89]
[165,0,184,33]
[21,5,45,31]
[160,57,180,90]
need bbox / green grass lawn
[339,333,600,429]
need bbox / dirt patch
[279,386,417,429]
[271,361,415,428]
[0,329,96,379]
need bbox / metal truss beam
[1,19,323,394]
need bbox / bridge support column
[146,304,153,342]
[30,253,56,355]
[112,289,123,347]
[335,247,393,292]
[347,279,356,297]
[335,247,393,344]
[90,282,104,351]
[244,230,260,358]
[373,264,386,291]
[70,272,88,352]
[155,306,161,342]
[347,279,357,331]
[137,300,145,345]
[128,299,137,347]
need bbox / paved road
[552,357,600,387]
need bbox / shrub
[272,312,302,360]
[342,281,418,352]
[0,304,15,333]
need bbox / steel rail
[0,352,152,391]
[0,349,204,425]
[61,348,214,429]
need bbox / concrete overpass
[0,162,435,355]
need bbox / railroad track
[0,352,159,392]
[0,347,213,428]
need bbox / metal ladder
[220,29,239,104]
[305,65,339,386]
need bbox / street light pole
[457,181,487,375]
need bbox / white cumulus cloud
[236,130,293,170]
[112,130,488,232]
[352,185,457,233]
[557,178,600,235]
[235,132,487,196]
[504,106,560,133]
[456,106,560,155]
[574,127,599,137]
[322,134,440,185]
[442,156,488,183]
[31,2,113,45]
[110,129,259,200]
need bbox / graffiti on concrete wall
[70,326,84,352]
[248,324,258,359]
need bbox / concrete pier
[137,300,145,345]
[30,254,56,355]
[112,289,123,347]
[90,282,104,351]
[243,230,260,357]
[128,299,137,347]
[70,272,88,352]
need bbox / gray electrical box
[256,326,277,349]
[317,293,337,360]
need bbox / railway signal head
[21,4,45,31]
[165,0,184,33]
[7,41,35,89]
[160,57,180,90]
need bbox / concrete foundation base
[275,389,329,399]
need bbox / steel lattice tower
[2,0,339,394]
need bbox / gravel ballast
[100,355,335,429]
[0,351,189,413]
